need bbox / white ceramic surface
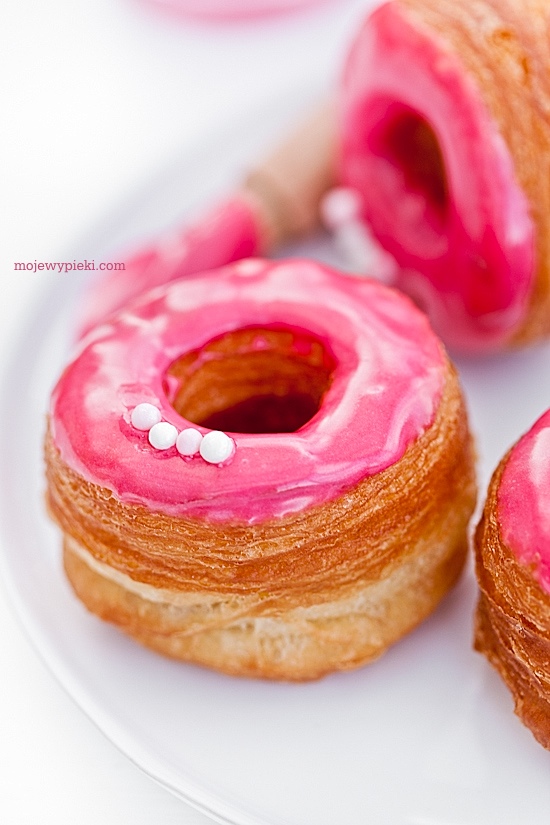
[1,97,550,825]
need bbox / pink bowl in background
[142,0,335,21]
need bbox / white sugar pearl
[131,403,161,431]
[200,431,235,465]
[148,421,178,450]
[176,428,203,456]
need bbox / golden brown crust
[400,0,550,346]
[45,359,476,680]
[474,455,550,749]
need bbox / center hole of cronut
[370,103,449,229]
[164,326,336,435]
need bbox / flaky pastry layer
[474,457,550,749]
[46,361,475,680]
[401,0,550,345]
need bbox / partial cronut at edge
[474,455,550,750]
[400,0,550,345]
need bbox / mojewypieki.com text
[14,260,125,274]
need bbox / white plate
[1,93,550,825]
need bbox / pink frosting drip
[50,259,445,524]
[340,2,535,352]
[498,409,550,595]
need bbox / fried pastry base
[475,458,550,749]
[46,363,475,681]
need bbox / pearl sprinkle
[131,402,162,430]
[130,404,235,464]
[148,421,178,450]
[200,430,235,465]
[176,428,203,456]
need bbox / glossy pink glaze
[498,410,550,595]
[78,194,262,338]
[340,2,535,352]
[50,259,445,524]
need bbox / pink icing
[498,409,550,595]
[50,258,445,525]
[340,2,535,352]
[78,194,262,338]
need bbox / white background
[0,0,373,822]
